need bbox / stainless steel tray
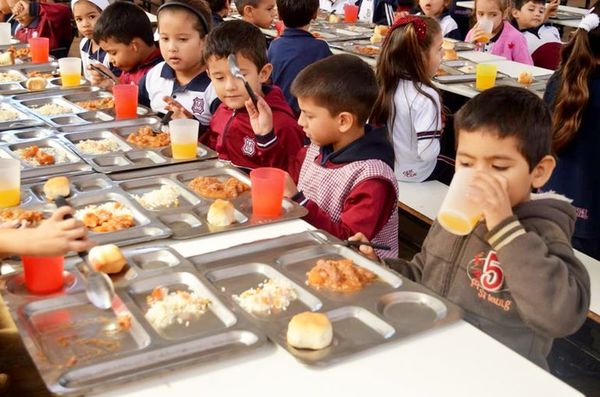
[59,121,217,173]
[0,62,61,96]
[190,230,462,366]
[0,137,92,181]
[329,39,380,58]
[0,246,267,396]
[0,127,55,144]
[0,101,45,130]
[114,160,308,239]
[10,85,100,101]
[310,20,374,42]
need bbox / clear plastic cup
[250,167,285,218]
[22,255,65,294]
[437,168,482,235]
[0,22,11,46]
[343,4,359,22]
[58,57,82,87]
[169,118,199,159]
[476,63,498,91]
[477,19,494,43]
[29,37,50,63]
[113,84,139,119]
[0,159,20,208]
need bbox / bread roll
[287,312,333,350]
[88,244,127,274]
[518,71,534,85]
[0,51,14,66]
[26,77,47,91]
[207,199,235,226]
[43,176,70,201]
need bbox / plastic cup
[477,19,494,43]
[437,168,482,235]
[250,167,285,218]
[58,57,82,87]
[113,84,139,119]
[0,22,11,46]
[169,118,199,159]
[343,4,359,22]
[0,159,20,208]
[475,63,497,91]
[274,21,285,36]
[29,37,50,63]
[22,256,65,294]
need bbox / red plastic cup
[113,84,139,119]
[275,21,285,36]
[22,256,64,294]
[250,167,285,218]
[28,37,50,64]
[343,4,359,22]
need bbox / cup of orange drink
[477,19,494,43]
[250,167,285,218]
[437,168,482,235]
[475,63,498,91]
[0,159,20,208]
[169,119,199,160]
[58,57,82,87]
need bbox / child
[268,0,332,115]
[543,10,600,259]
[511,0,561,70]
[354,86,590,369]
[416,0,461,39]
[71,0,113,82]
[202,20,305,171]
[371,16,454,184]
[466,0,533,65]
[90,1,162,89]
[319,0,354,14]
[138,0,212,119]
[8,0,73,58]
[284,54,399,258]
[236,0,277,29]
[356,0,398,26]
[209,0,230,25]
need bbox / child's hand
[393,10,410,21]
[468,25,487,43]
[467,172,513,231]
[283,172,298,198]
[163,96,193,119]
[544,0,559,21]
[12,0,31,25]
[245,96,273,136]
[348,233,380,262]
[87,64,116,90]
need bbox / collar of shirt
[159,62,210,95]
[281,27,314,38]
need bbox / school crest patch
[192,97,204,115]
[242,136,256,157]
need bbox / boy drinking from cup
[353,86,590,369]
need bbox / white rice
[0,108,20,122]
[74,201,134,220]
[14,147,67,167]
[145,287,211,329]
[132,185,180,210]
[76,139,120,155]
[233,279,297,315]
[34,103,72,116]
[0,71,25,83]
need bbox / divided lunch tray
[310,20,374,42]
[0,246,268,396]
[190,230,463,366]
[0,100,46,130]
[0,62,64,96]
[330,39,380,58]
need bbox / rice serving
[76,139,120,154]
[233,279,297,315]
[145,287,211,329]
[34,103,72,116]
[132,185,180,210]
[0,71,25,83]
[75,201,133,220]
[14,147,67,166]
[0,108,20,122]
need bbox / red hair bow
[390,15,427,44]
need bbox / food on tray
[0,107,20,122]
[10,46,30,58]
[33,103,72,116]
[132,185,180,210]
[312,31,322,38]
[88,244,127,274]
[145,286,211,329]
[518,71,534,85]
[76,97,114,110]
[117,313,132,331]
[328,13,341,23]
[306,258,376,293]
[436,68,449,77]
[75,138,121,155]
[442,40,459,61]
[187,176,249,200]
[207,199,235,226]
[0,51,14,66]
[287,312,332,350]
[127,126,170,148]
[25,77,47,91]
[27,70,55,79]
[0,208,44,227]
[75,201,135,233]
[43,176,70,201]
[15,145,66,166]
[458,65,475,74]
[233,279,297,315]
[354,45,380,57]
[370,25,389,44]
[0,71,24,83]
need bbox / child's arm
[543,0,559,22]
[87,63,117,90]
[28,2,72,51]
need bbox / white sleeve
[197,83,218,126]
[412,90,442,162]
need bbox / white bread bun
[88,244,127,274]
[518,71,534,85]
[43,176,70,201]
[443,49,459,61]
[0,51,14,66]
[287,312,333,350]
[207,199,235,226]
[26,77,47,91]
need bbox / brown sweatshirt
[386,193,590,369]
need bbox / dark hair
[209,0,229,13]
[513,0,546,9]
[235,0,260,14]
[276,0,318,28]
[291,54,377,125]
[454,86,552,170]
[551,4,600,152]
[93,1,154,46]
[158,0,212,37]
[203,20,268,69]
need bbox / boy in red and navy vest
[201,20,305,172]
[283,54,399,259]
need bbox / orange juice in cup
[0,159,20,208]
[250,167,285,218]
[477,19,493,44]
[437,168,482,235]
[475,63,498,91]
[58,57,82,87]
[343,4,359,22]
[169,119,199,159]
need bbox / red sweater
[14,2,72,55]
[204,85,305,172]
[119,47,163,86]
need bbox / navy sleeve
[138,74,151,108]
[445,28,463,40]
[543,72,560,108]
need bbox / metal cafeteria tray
[10,84,100,102]
[0,137,92,181]
[0,101,45,130]
[0,183,56,222]
[25,173,172,247]
[0,127,55,143]
[190,230,462,366]
[114,159,308,239]
[0,246,267,396]
[0,62,62,96]
[330,39,380,58]
[60,120,217,174]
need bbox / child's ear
[258,63,272,83]
[130,38,141,53]
[337,112,355,133]
[530,155,556,189]
[511,8,519,20]
[243,5,254,20]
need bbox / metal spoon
[227,54,258,106]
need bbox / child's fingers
[359,245,375,257]
[69,239,95,253]
[245,98,258,117]
[51,206,75,221]
[348,232,369,244]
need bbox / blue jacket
[267,28,332,115]
[355,0,398,25]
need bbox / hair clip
[578,12,599,32]
[389,15,427,44]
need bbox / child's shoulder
[513,193,576,240]
[395,80,440,103]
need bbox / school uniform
[356,0,397,25]
[268,28,332,115]
[212,12,224,26]
[517,23,562,70]
[119,47,163,86]
[80,39,113,81]
[466,21,533,65]
[415,10,461,39]
[138,61,211,118]
[319,0,354,14]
